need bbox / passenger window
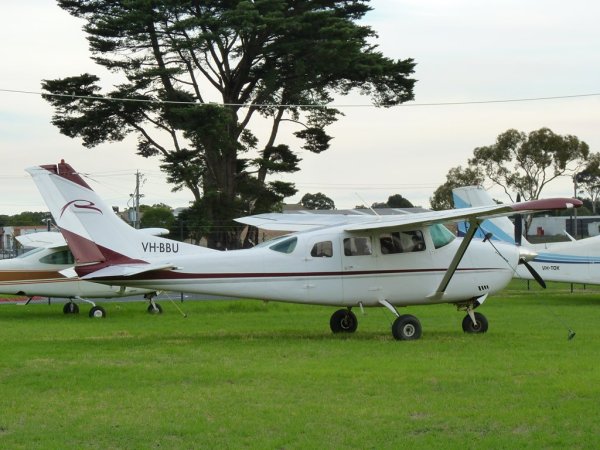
[39,250,75,265]
[311,241,333,258]
[343,237,372,256]
[380,231,425,254]
[380,233,403,254]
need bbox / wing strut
[429,219,480,300]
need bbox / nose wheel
[145,292,163,314]
[147,302,163,314]
[462,311,488,333]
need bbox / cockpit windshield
[269,237,298,254]
[428,224,455,249]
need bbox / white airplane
[454,185,600,286]
[0,231,165,318]
[26,160,581,339]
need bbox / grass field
[1,281,599,449]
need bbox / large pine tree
[43,0,416,248]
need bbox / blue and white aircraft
[453,186,600,286]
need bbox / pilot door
[303,234,343,303]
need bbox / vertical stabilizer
[27,160,211,270]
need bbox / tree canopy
[140,204,176,229]
[469,128,589,201]
[429,166,484,210]
[42,0,416,248]
[372,194,414,209]
[300,192,335,210]
[575,152,600,214]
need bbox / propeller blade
[514,193,522,246]
[521,259,546,289]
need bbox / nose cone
[518,246,538,263]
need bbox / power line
[1,87,599,108]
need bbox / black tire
[147,303,163,314]
[392,314,422,340]
[89,305,106,318]
[63,302,79,315]
[329,309,358,333]
[462,312,488,333]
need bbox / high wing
[235,213,369,231]
[237,199,580,233]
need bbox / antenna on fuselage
[354,193,380,217]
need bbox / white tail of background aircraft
[453,186,600,286]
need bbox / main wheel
[462,312,488,333]
[147,303,163,314]
[392,314,422,340]
[330,309,358,333]
[63,302,79,315]
[89,305,106,318]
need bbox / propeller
[513,192,546,288]
[519,256,546,288]
[514,193,522,246]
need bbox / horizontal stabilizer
[59,267,78,279]
[80,262,178,280]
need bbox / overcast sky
[1,0,599,215]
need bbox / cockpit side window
[343,237,372,256]
[39,249,75,265]
[311,241,333,258]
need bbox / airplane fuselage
[89,225,519,307]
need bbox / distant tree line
[0,212,52,227]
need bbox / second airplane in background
[454,185,600,286]
[0,231,156,317]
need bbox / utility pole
[129,170,145,229]
[573,174,578,238]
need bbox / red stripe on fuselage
[88,266,504,282]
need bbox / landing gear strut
[330,308,358,333]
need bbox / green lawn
[1,282,599,449]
